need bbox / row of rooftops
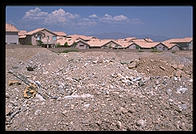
[6,23,193,49]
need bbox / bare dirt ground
[5,45,193,131]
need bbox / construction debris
[6,46,192,131]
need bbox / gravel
[6,46,193,131]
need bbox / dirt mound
[135,57,175,77]
[5,48,193,131]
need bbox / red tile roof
[6,24,19,32]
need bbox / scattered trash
[23,84,37,99]
[8,80,21,86]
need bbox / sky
[6,6,193,39]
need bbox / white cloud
[22,8,142,27]
[113,15,128,21]
[23,8,79,25]
[77,18,97,26]
[23,7,48,20]
[89,14,98,18]
[99,14,129,23]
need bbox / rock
[116,121,123,129]
[26,66,34,71]
[174,77,178,81]
[128,61,137,69]
[70,104,74,110]
[136,119,146,127]
[35,81,41,88]
[176,87,188,94]
[6,106,12,116]
[155,80,159,85]
[132,77,142,82]
[120,107,128,114]
[12,66,19,69]
[178,64,184,70]
[171,64,178,69]
[175,70,184,77]
[159,66,165,71]
[84,104,90,108]
[138,81,145,87]
[62,110,68,116]
[166,89,172,95]
[34,109,41,115]
[8,80,21,86]
[178,104,187,111]
[35,93,45,101]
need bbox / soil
[5,45,193,131]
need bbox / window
[37,35,41,40]
[53,36,57,41]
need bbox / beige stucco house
[5,24,19,44]
[24,28,57,48]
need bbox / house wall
[155,44,168,51]
[128,44,137,49]
[19,38,26,45]
[6,32,18,44]
[30,30,57,46]
[170,46,180,51]
[176,42,190,50]
[74,41,89,49]
[24,35,33,45]
[188,41,193,50]
[102,41,120,48]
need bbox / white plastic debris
[63,94,94,99]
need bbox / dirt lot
[5,45,193,131]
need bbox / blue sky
[6,6,192,39]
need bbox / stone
[178,104,187,111]
[128,61,137,69]
[159,66,165,71]
[136,119,146,127]
[178,64,184,70]
[174,77,178,81]
[26,66,34,71]
[8,80,21,86]
[35,93,45,101]
[138,81,145,87]
[175,70,184,78]
[116,121,123,129]
[132,77,142,82]
[6,106,12,116]
[176,87,188,94]
[155,80,159,85]
[171,64,178,69]
[34,109,41,115]
[166,89,172,95]
[120,107,128,114]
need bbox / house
[163,37,192,50]
[86,39,111,48]
[53,32,67,40]
[162,42,180,51]
[153,42,168,51]
[133,39,168,50]
[5,24,19,44]
[18,30,27,45]
[24,28,57,48]
[71,40,90,49]
[126,43,141,49]
[101,40,122,49]
[68,34,96,42]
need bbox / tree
[64,42,69,47]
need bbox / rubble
[5,47,192,131]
